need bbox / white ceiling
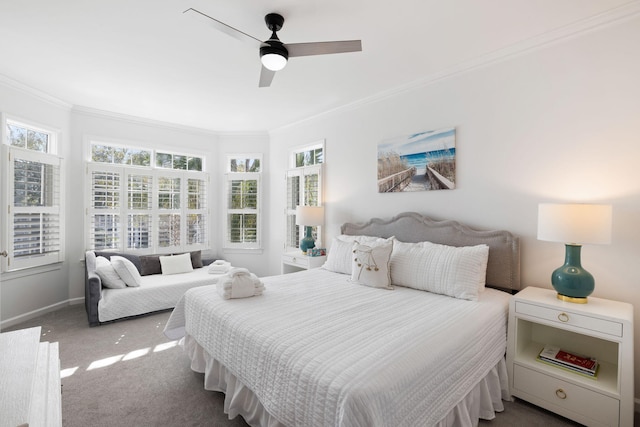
[0,0,633,132]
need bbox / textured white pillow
[323,235,394,275]
[322,237,355,274]
[160,253,193,275]
[110,256,142,287]
[350,239,394,289]
[390,241,489,301]
[95,256,127,289]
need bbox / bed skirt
[183,335,511,427]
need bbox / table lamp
[295,206,325,254]
[537,203,612,303]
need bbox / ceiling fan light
[261,53,287,71]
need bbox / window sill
[222,248,264,255]
[1,262,63,281]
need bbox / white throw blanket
[216,267,264,299]
[208,260,231,274]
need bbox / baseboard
[0,297,85,330]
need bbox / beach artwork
[377,128,456,192]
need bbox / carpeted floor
[3,304,605,426]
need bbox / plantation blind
[7,147,64,270]
[285,164,322,251]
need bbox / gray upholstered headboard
[340,212,521,292]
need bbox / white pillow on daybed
[160,253,194,275]
[390,241,489,301]
[110,256,142,287]
[95,256,127,289]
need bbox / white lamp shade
[261,53,287,71]
[537,203,612,245]
[295,206,325,227]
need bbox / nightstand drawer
[513,364,619,426]
[282,253,307,268]
[515,301,623,337]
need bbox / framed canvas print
[377,128,456,192]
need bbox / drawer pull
[555,388,567,399]
[292,257,296,262]
[557,312,570,322]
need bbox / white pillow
[350,239,394,289]
[160,253,194,275]
[110,256,142,287]
[390,241,489,301]
[323,235,394,275]
[95,256,127,289]
[322,237,355,274]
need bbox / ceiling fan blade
[286,40,362,57]
[259,66,276,88]
[183,8,262,47]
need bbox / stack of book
[537,345,599,378]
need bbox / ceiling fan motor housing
[264,13,284,32]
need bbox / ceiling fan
[184,8,362,87]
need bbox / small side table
[506,286,633,427]
[281,251,326,274]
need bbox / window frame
[285,141,324,252]
[223,154,262,251]
[2,116,65,272]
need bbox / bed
[164,212,521,426]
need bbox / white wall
[268,17,640,396]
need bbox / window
[87,141,208,253]
[285,142,324,251]
[224,155,261,249]
[3,119,64,271]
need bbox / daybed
[164,212,521,426]
[85,250,223,326]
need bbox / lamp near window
[295,206,325,254]
[537,203,612,303]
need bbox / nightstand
[506,286,634,427]
[281,251,326,274]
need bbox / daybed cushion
[140,255,162,276]
[390,241,489,301]
[98,267,224,323]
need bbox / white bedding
[164,268,511,426]
[99,267,223,322]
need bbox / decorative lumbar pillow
[110,255,142,287]
[139,255,162,276]
[390,241,489,301]
[350,239,394,289]
[160,253,194,275]
[95,256,127,289]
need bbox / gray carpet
[4,304,595,426]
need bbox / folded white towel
[208,260,231,274]
[217,270,265,299]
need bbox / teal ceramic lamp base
[299,226,316,255]
[551,244,594,304]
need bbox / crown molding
[0,74,72,110]
[271,1,640,133]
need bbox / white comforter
[99,267,223,322]
[164,269,510,427]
